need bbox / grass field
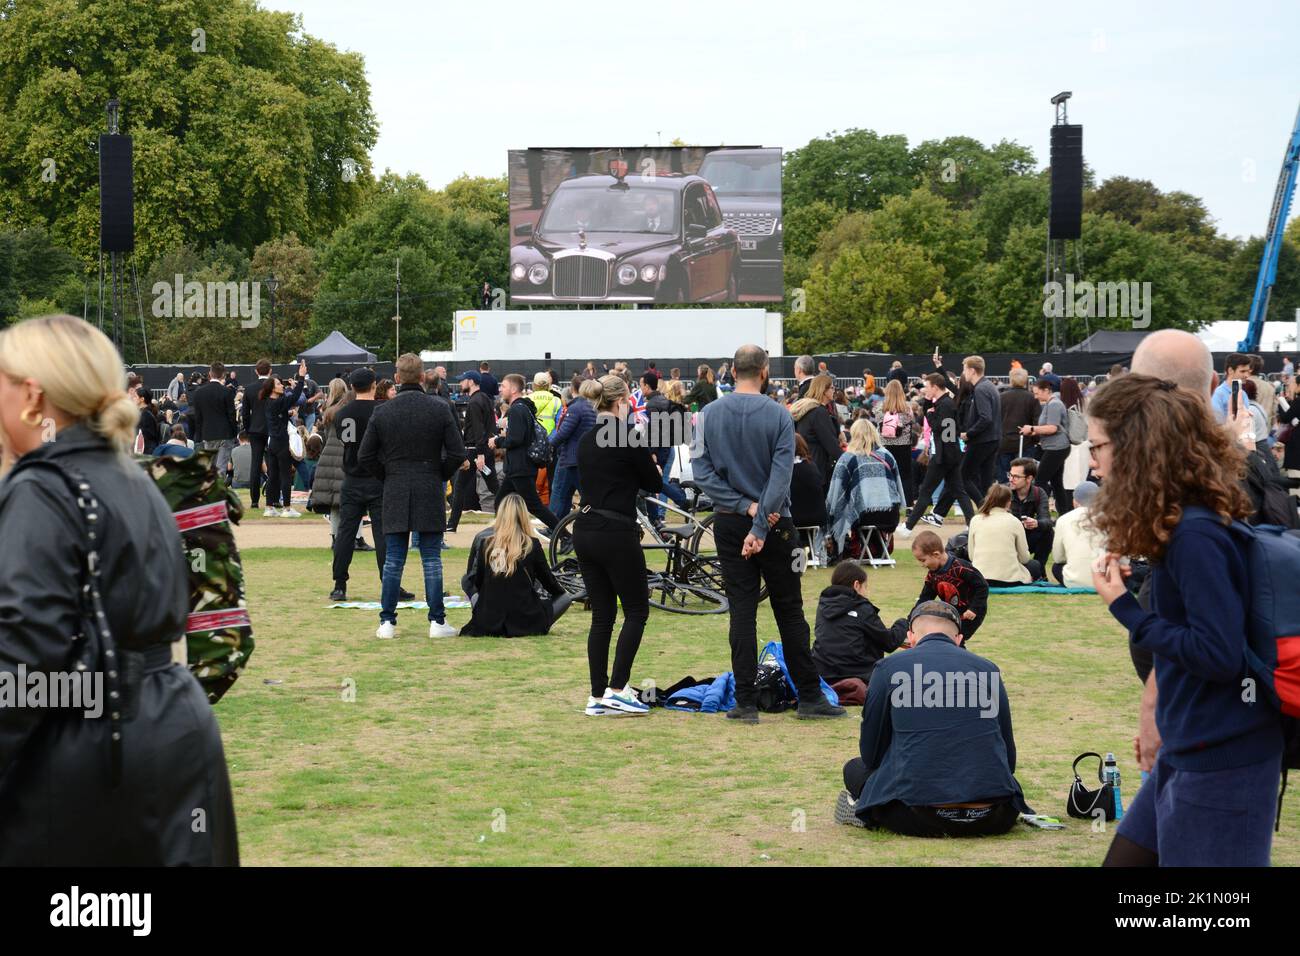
[219,518,1300,866]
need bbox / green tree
[970,172,1049,260]
[0,0,378,268]
[783,129,915,212]
[790,239,952,353]
[911,136,1036,208]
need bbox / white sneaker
[279,508,302,518]
[263,507,277,518]
[375,621,396,639]
[585,696,607,716]
[428,621,458,638]
[600,686,649,716]
[922,513,944,527]
[894,526,912,539]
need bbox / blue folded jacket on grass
[665,673,736,712]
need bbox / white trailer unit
[448,308,782,361]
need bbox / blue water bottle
[1105,752,1123,820]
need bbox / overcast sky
[274,0,1299,240]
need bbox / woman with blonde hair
[460,494,574,636]
[575,374,662,716]
[791,373,842,494]
[875,378,916,503]
[825,418,905,561]
[966,483,1042,586]
[0,315,238,864]
[312,377,353,542]
[685,363,717,408]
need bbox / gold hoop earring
[20,407,43,428]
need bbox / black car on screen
[695,147,782,298]
[509,169,741,304]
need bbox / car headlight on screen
[528,264,549,285]
[776,219,782,233]
[511,263,527,281]
[617,264,638,286]
[640,264,658,284]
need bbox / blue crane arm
[1239,102,1300,352]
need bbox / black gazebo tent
[296,330,377,364]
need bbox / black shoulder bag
[1067,751,1117,821]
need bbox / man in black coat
[933,355,1001,512]
[191,361,239,480]
[359,353,467,639]
[897,373,974,536]
[447,370,499,532]
[240,358,273,508]
[488,373,557,531]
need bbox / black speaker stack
[98,133,134,253]
[1049,123,1083,240]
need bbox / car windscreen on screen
[508,146,782,305]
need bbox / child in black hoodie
[812,562,908,684]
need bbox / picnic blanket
[988,585,1096,595]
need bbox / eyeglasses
[1008,473,1026,480]
[1090,440,1112,454]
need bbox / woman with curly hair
[1088,374,1284,867]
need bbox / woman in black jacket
[259,359,307,516]
[575,374,662,717]
[0,314,238,864]
[791,373,842,493]
[460,494,576,637]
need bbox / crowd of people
[2,312,1297,865]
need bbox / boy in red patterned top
[909,530,988,641]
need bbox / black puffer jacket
[0,424,238,864]
[311,427,346,511]
[811,585,907,684]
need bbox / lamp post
[264,273,279,359]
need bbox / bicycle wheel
[687,512,769,603]
[548,509,582,568]
[647,574,728,615]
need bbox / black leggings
[265,444,293,508]
[574,523,650,698]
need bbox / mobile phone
[1231,379,1240,418]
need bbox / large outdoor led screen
[508,146,782,305]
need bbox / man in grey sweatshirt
[692,344,847,723]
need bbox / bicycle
[548,488,729,614]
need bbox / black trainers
[329,587,346,602]
[398,588,416,602]
[726,704,759,723]
[355,537,374,552]
[797,698,848,719]
[834,789,866,828]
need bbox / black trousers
[986,558,1044,587]
[265,444,293,508]
[248,433,268,507]
[842,758,1019,837]
[1052,561,1067,586]
[713,513,822,705]
[1026,526,1054,566]
[449,462,499,530]
[936,440,999,514]
[905,456,974,529]
[885,445,915,504]
[498,473,557,531]
[574,524,649,698]
[1037,447,1073,516]
[332,476,386,588]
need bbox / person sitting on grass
[459,494,578,637]
[967,483,1044,586]
[909,529,988,642]
[1050,479,1106,587]
[812,561,908,685]
[834,600,1029,837]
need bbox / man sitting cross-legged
[834,600,1030,837]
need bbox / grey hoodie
[691,392,793,540]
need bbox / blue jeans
[648,448,690,522]
[551,464,581,521]
[1116,752,1281,866]
[380,531,444,624]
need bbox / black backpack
[755,660,796,712]
[524,403,551,468]
[1246,451,1299,530]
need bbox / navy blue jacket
[855,633,1026,814]
[1109,505,1284,771]
[550,397,596,471]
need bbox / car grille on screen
[553,256,609,298]
[722,213,777,237]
